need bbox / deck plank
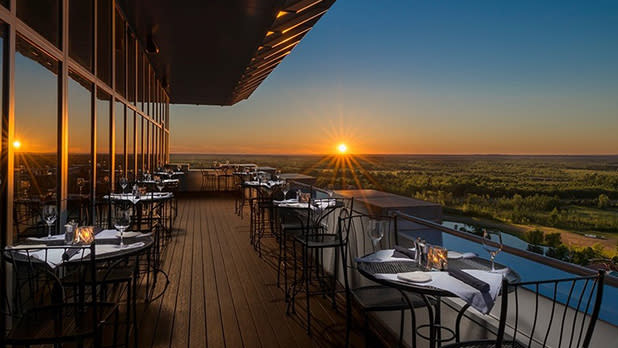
[204,198,246,348]
[137,195,368,348]
[170,198,197,348]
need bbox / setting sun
[12,140,21,150]
[337,143,348,154]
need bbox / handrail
[286,179,332,195]
[393,211,618,288]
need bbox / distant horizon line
[169,152,618,157]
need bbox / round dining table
[357,252,520,348]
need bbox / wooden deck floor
[136,195,370,348]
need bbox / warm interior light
[266,31,275,36]
[276,11,288,18]
[337,143,347,154]
[12,140,21,150]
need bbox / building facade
[0,0,170,245]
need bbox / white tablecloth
[376,269,503,314]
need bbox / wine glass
[42,205,57,239]
[155,177,165,192]
[327,184,335,198]
[76,177,86,194]
[119,176,128,193]
[368,220,384,250]
[113,206,131,248]
[282,183,290,201]
[482,229,503,271]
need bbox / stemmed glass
[76,177,86,194]
[155,177,165,192]
[113,205,131,248]
[282,183,290,201]
[43,205,57,239]
[119,176,128,193]
[482,229,504,271]
[327,184,335,199]
[368,219,384,250]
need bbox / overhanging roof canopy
[121,0,336,106]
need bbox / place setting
[357,228,518,315]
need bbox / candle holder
[74,226,95,244]
[428,246,448,271]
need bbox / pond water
[442,220,550,254]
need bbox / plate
[397,271,432,283]
[116,231,141,238]
[374,249,393,261]
[448,251,463,259]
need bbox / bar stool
[200,169,217,191]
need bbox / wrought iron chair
[1,244,128,347]
[288,195,352,334]
[341,213,430,348]
[443,271,605,348]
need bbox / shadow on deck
[136,195,382,348]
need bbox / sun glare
[337,143,348,154]
[12,140,21,150]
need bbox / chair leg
[399,309,405,348]
[126,279,131,346]
[332,245,339,309]
[364,312,370,348]
[342,245,352,348]
[277,228,283,288]
[304,245,311,335]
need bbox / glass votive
[428,246,448,271]
[75,226,95,244]
[64,223,75,244]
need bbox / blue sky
[170,0,618,154]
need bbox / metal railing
[393,210,618,288]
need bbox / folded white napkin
[95,229,146,239]
[447,251,477,259]
[376,269,503,314]
[356,249,417,263]
[273,199,298,204]
[92,242,145,255]
[27,234,65,242]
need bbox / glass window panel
[146,65,151,115]
[95,89,111,200]
[114,8,126,97]
[127,110,135,180]
[14,35,59,240]
[68,72,92,225]
[17,0,60,47]
[152,126,159,168]
[114,101,125,185]
[144,121,150,172]
[157,84,161,124]
[69,0,93,71]
[148,66,156,119]
[127,33,136,104]
[138,51,144,111]
[0,22,4,135]
[137,116,143,176]
[96,0,112,85]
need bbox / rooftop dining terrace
[135,193,374,348]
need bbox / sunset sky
[170,0,618,155]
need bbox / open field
[171,154,618,261]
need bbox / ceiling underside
[121,0,335,105]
